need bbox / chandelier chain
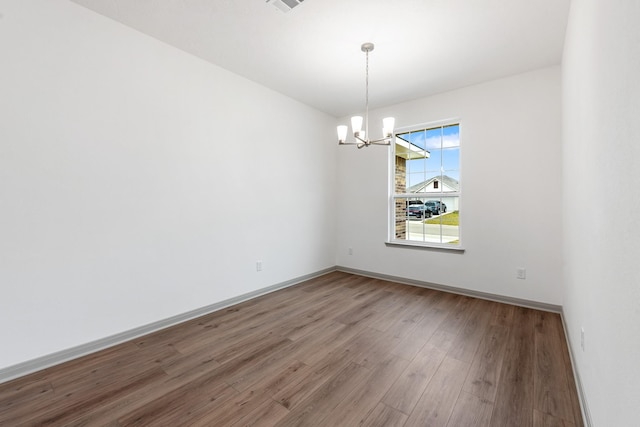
[365,47,369,139]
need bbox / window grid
[390,121,461,248]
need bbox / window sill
[385,240,465,252]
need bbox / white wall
[562,1,640,425]
[337,67,563,305]
[0,0,336,370]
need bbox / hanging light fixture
[337,42,395,148]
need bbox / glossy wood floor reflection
[0,272,584,426]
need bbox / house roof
[407,175,459,193]
[395,139,430,160]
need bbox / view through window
[392,122,460,247]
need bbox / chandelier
[337,42,395,148]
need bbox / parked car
[424,200,447,215]
[407,204,432,219]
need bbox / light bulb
[383,117,395,138]
[351,116,363,136]
[337,125,348,143]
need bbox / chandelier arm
[369,140,392,146]
[354,134,369,144]
[369,136,393,145]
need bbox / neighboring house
[407,175,460,211]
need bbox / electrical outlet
[581,327,585,351]
[348,248,353,255]
[517,268,526,279]
[256,261,262,272]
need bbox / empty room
[0,0,638,426]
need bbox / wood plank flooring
[0,272,584,426]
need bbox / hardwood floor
[0,272,584,426]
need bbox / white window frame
[387,118,463,251]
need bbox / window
[390,121,461,248]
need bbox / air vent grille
[266,0,305,13]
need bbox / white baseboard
[0,267,336,385]
[336,266,563,313]
[560,311,593,427]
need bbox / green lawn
[425,210,459,226]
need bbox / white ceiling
[70,0,571,118]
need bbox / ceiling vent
[266,0,305,13]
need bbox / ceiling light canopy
[337,43,395,149]
[266,0,305,13]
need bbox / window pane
[424,150,442,175]
[424,197,460,245]
[406,171,425,191]
[442,124,460,148]
[441,147,460,182]
[394,197,407,240]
